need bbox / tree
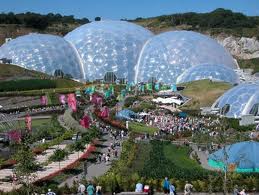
[49,148,68,169]
[72,140,85,159]
[95,17,101,21]
[54,69,64,78]
[14,145,39,195]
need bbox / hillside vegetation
[0,63,83,91]
[0,63,48,81]
[238,58,259,74]
[179,79,232,110]
[131,8,259,38]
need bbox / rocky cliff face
[215,36,259,59]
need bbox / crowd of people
[135,177,193,195]
[142,110,220,136]
[95,123,127,165]
[77,181,102,195]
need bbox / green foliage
[124,96,139,108]
[0,79,56,92]
[140,140,211,180]
[0,12,89,30]
[226,118,255,131]
[0,78,83,92]
[238,58,259,74]
[49,148,68,162]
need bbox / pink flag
[40,96,48,105]
[80,115,90,128]
[59,94,66,104]
[25,115,32,132]
[101,106,109,118]
[96,97,103,106]
[67,93,77,112]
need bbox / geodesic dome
[0,33,84,79]
[211,83,259,118]
[65,20,153,82]
[176,64,239,84]
[208,141,259,172]
[135,31,237,84]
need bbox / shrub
[49,149,68,162]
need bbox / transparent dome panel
[211,84,259,118]
[0,33,83,79]
[176,64,239,84]
[65,20,153,81]
[135,31,237,84]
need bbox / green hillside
[131,8,259,38]
[0,63,48,81]
[0,63,83,92]
[179,79,232,110]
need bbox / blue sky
[1,0,259,20]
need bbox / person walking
[46,189,56,195]
[87,181,95,195]
[96,184,102,195]
[184,181,193,195]
[169,182,176,195]
[163,177,170,194]
[78,182,86,195]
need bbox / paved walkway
[59,133,123,187]
[0,142,93,192]
[190,144,216,170]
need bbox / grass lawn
[17,118,51,128]
[163,143,202,170]
[128,122,158,134]
[180,79,232,109]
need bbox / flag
[59,94,66,104]
[104,90,111,98]
[40,95,48,105]
[126,84,131,92]
[171,84,177,92]
[96,97,103,106]
[25,115,32,132]
[155,83,160,91]
[109,84,114,95]
[121,89,126,98]
[80,115,90,128]
[67,93,77,112]
[146,83,152,91]
[101,106,109,118]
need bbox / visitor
[169,182,176,195]
[87,182,95,195]
[239,189,247,195]
[184,181,193,195]
[96,184,102,195]
[78,182,86,195]
[46,189,56,195]
[233,185,240,195]
[114,149,118,158]
[163,177,170,194]
[135,182,143,192]
[143,185,150,193]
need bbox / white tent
[152,97,183,105]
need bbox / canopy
[208,141,259,172]
[152,97,183,105]
[115,109,138,121]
